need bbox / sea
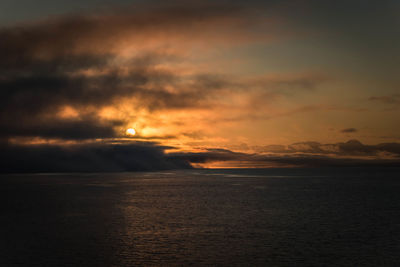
[1,168,399,266]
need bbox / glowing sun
[126,128,136,136]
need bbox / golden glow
[126,128,136,136]
[58,106,79,119]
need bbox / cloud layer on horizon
[176,139,400,168]
[1,139,399,173]
[0,141,192,173]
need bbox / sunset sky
[1,0,399,171]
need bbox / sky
[0,0,399,171]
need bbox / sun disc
[126,128,136,136]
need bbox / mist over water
[1,168,399,266]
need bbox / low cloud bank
[1,139,399,173]
[0,142,191,173]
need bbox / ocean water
[0,168,399,266]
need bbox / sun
[126,128,136,136]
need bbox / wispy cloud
[341,128,357,133]
[369,94,400,104]
[253,139,400,157]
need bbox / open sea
[1,168,399,266]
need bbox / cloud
[4,1,390,172]
[2,139,399,173]
[252,140,400,157]
[0,9,325,142]
[341,128,357,133]
[369,94,400,104]
[170,146,400,168]
[0,63,146,140]
[0,141,191,173]
[172,140,400,168]
[258,154,400,168]
[0,2,262,67]
[1,116,123,140]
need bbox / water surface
[1,168,399,266]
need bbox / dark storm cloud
[0,116,122,140]
[0,142,191,173]
[341,128,357,133]
[0,68,128,113]
[0,66,143,140]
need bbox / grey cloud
[252,140,400,157]
[0,116,123,140]
[369,94,400,104]
[341,128,358,133]
[0,53,324,141]
[0,4,244,141]
[0,2,247,66]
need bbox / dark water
[1,168,399,266]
